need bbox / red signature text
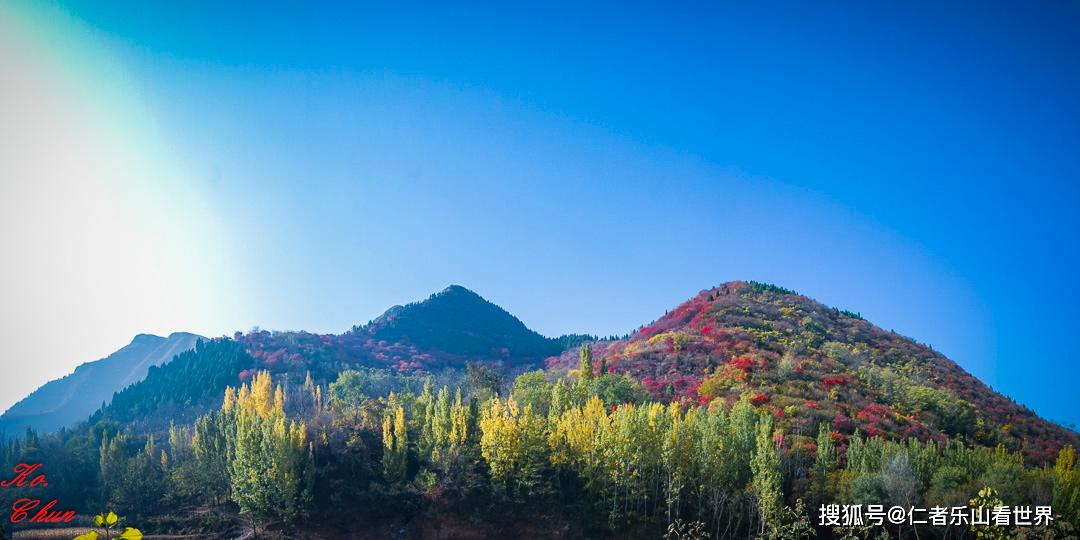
[2,464,74,524]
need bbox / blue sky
[2,1,1078,426]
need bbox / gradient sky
[1,1,1078,426]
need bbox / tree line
[2,345,1078,539]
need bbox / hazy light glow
[0,2,239,412]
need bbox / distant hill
[0,332,201,435]
[359,285,564,361]
[99,286,564,428]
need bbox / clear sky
[1,1,1077,426]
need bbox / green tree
[813,422,838,504]
[109,436,166,518]
[751,416,782,538]
[381,392,408,483]
[592,373,645,407]
[223,372,314,536]
[327,370,369,422]
[98,433,128,501]
[467,362,503,401]
[549,378,571,421]
[926,466,970,507]
[191,413,231,504]
[578,344,594,381]
[512,371,553,417]
[979,445,1026,505]
[1054,445,1080,525]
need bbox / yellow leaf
[106,511,119,525]
[93,515,105,527]
[119,528,143,540]
[73,532,99,540]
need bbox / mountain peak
[441,284,475,294]
[130,333,166,345]
[364,285,560,362]
[431,284,485,303]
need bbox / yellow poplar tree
[382,392,408,482]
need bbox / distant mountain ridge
[97,286,566,430]
[68,283,1077,465]
[0,332,202,435]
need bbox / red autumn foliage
[857,404,892,423]
[822,375,848,388]
[750,393,770,406]
[729,355,757,371]
[832,414,853,432]
[388,280,1079,464]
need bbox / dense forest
[2,348,1078,539]
[1,283,1078,539]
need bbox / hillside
[0,332,200,435]
[91,282,1077,464]
[549,281,1078,463]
